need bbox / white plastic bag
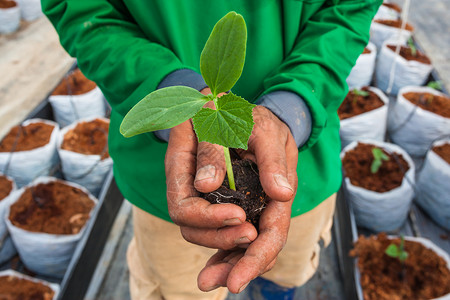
[340,87,389,148]
[388,86,450,157]
[373,4,400,21]
[341,140,415,232]
[49,86,107,128]
[58,117,113,196]
[346,42,377,89]
[0,4,20,34]
[375,42,433,95]
[0,269,60,299]
[0,119,59,188]
[0,175,16,265]
[5,177,98,278]
[369,20,412,50]
[416,138,450,230]
[15,0,42,21]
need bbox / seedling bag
[0,175,16,265]
[373,5,400,21]
[346,42,377,89]
[0,4,20,34]
[16,0,42,21]
[0,269,60,299]
[369,21,411,50]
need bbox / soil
[342,142,410,192]
[338,87,384,120]
[362,47,371,54]
[9,181,95,235]
[374,19,414,31]
[382,2,402,13]
[0,175,13,202]
[0,122,54,153]
[61,119,110,159]
[0,0,16,8]
[387,45,431,64]
[0,275,54,300]
[350,233,450,300]
[403,92,450,118]
[51,68,97,96]
[203,159,268,227]
[433,143,450,164]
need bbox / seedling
[385,236,408,263]
[120,12,254,191]
[407,38,417,57]
[427,81,442,91]
[371,147,389,174]
[352,88,369,104]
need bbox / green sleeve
[262,0,382,150]
[41,0,187,117]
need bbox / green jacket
[42,0,381,221]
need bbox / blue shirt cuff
[256,91,312,148]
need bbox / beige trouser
[127,194,336,300]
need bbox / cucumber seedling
[371,147,389,174]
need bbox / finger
[194,142,227,193]
[180,221,257,250]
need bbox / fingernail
[195,165,216,182]
[238,282,249,293]
[204,284,221,292]
[223,218,242,226]
[274,174,293,193]
[235,236,251,245]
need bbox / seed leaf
[120,86,209,137]
[385,244,400,258]
[371,147,389,174]
[192,93,255,149]
[200,11,247,97]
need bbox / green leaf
[371,147,389,174]
[407,38,417,57]
[192,93,255,149]
[399,251,409,262]
[385,244,400,258]
[352,88,369,97]
[120,86,209,137]
[200,11,247,97]
[427,81,442,90]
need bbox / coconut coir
[403,92,450,118]
[0,123,54,153]
[338,87,384,120]
[52,69,96,96]
[362,47,371,54]
[203,159,267,227]
[9,181,95,235]
[433,143,450,164]
[374,19,414,31]
[0,275,54,300]
[342,143,410,192]
[0,0,16,8]
[61,119,110,160]
[382,2,402,13]
[387,45,431,65]
[350,233,450,300]
[0,175,13,202]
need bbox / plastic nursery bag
[341,140,415,232]
[388,86,450,157]
[0,4,20,34]
[373,4,400,21]
[346,42,377,89]
[5,177,98,278]
[376,42,433,95]
[416,138,450,230]
[58,117,113,196]
[340,87,389,149]
[369,20,412,50]
[0,119,60,188]
[49,86,107,128]
[0,269,60,299]
[15,0,43,21]
[0,176,16,265]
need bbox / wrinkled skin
[165,88,298,294]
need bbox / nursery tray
[0,96,123,299]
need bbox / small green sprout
[407,38,417,57]
[385,236,408,263]
[352,88,369,103]
[371,147,389,174]
[427,81,442,91]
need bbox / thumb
[194,142,227,193]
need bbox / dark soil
[203,159,267,227]
[350,233,450,300]
[433,143,450,164]
[387,45,431,64]
[374,19,414,31]
[0,0,17,8]
[61,119,110,160]
[342,143,410,192]
[382,2,402,13]
[0,275,55,300]
[338,87,384,120]
[52,69,96,96]
[9,181,95,235]
[0,175,13,202]
[403,92,450,118]
[0,122,54,153]
[362,47,371,54]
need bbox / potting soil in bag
[0,175,16,265]
[346,42,377,89]
[58,117,112,196]
[5,177,98,278]
[388,86,450,157]
[369,20,412,50]
[0,4,20,34]
[0,119,60,188]
[15,0,42,21]
[339,87,388,148]
[416,139,450,230]
[49,87,107,128]
[341,140,415,232]
[376,43,433,95]
[0,269,60,300]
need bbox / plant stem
[223,146,236,191]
